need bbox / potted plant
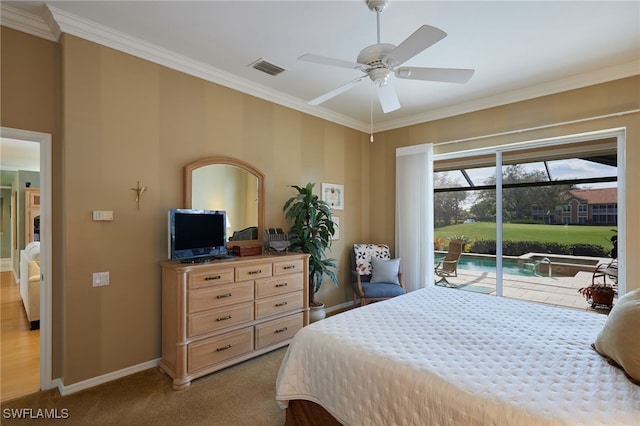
[578,283,616,308]
[283,183,338,320]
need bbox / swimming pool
[436,252,600,278]
[456,257,527,276]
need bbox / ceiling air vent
[249,58,285,76]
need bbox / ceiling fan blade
[383,25,447,68]
[395,67,475,83]
[376,80,401,113]
[298,54,367,71]
[308,76,367,106]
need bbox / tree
[469,197,495,220]
[474,165,574,222]
[434,173,469,226]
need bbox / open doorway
[0,127,53,400]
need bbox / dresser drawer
[235,263,272,281]
[189,268,235,289]
[273,259,304,276]
[188,281,254,313]
[188,301,254,337]
[188,327,254,373]
[255,313,304,349]
[255,291,303,319]
[255,274,303,299]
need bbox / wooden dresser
[159,253,309,390]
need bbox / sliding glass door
[432,130,624,309]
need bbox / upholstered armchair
[351,244,406,306]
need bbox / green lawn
[434,222,616,250]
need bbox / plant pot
[309,303,326,323]
[591,289,615,306]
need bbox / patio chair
[435,240,463,286]
[592,258,618,292]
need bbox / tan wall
[58,34,366,384]
[2,28,368,385]
[371,76,640,292]
[0,27,64,380]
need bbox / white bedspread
[276,286,640,425]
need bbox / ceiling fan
[299,0,475,113]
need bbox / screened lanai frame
[433,139,619,227]
[397,127,627,298]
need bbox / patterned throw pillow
[353,244,391,275]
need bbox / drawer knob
[283,265,296,270]
[217,293,232,299]
[275,301,288,307]
[249,270,262,275]
[216,344,232,352]
[205,275,222,281]
[275,327,288,334]
[275,283,288,288]
[216,315,232,322]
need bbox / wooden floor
[0,271,40,402]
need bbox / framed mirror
[185,157,264,247]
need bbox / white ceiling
[0,138,40,171]
[1,0,639,135]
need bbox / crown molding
[376,60,640,133]
[0,3,58,41]
[46,6,368,133]
[3,4,637,135]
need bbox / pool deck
[439,269,614,314]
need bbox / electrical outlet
[92,272,110,287]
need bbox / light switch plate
[92,211,114,221]
[92,272,110,287]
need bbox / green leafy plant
[283,183,338,306]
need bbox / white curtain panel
[395,144,434,291]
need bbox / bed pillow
[370,257,401,285]
[593,289,640,385]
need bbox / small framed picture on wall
[322,183,344,210]
[331,216,340,240]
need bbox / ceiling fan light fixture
[369,68,390,86]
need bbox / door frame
[1,126,54,391]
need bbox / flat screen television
[168,209,228,261]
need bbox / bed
[276,285,640,425]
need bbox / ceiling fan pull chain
[370,82,375,143]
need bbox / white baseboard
[50,304,351,395]
[57,358,161,396]
[1,258,12,272]
[326,300,355,315]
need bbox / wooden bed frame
[285,400,341,426]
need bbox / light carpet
[1,348,287,425]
